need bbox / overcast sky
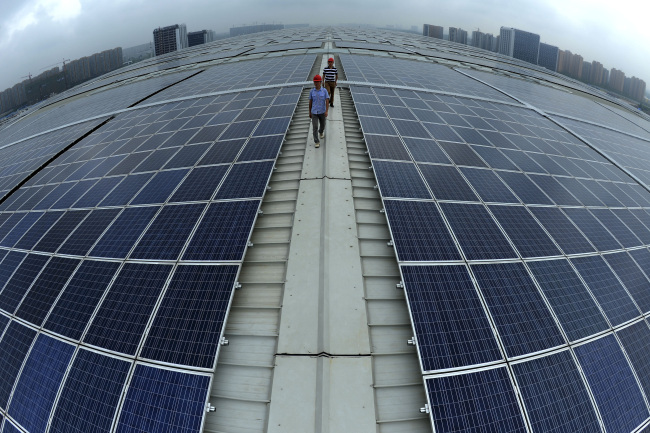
[1,0,648,92]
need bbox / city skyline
[1,0,648,95]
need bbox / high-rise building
[590,61,605,86]
[569,53,583,79]
[537,42,559,72]
[153,24,188,56]
[422,24,443,39]
[471,31,494,51]
[499,27,540,64]
[188,30,215,47]
[1,27,650,433]
[629,77,647,101]
[610,68,626,92]
[582,61,592,82]
[448,27,467,44]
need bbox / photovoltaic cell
[513,350,601,433]
[418,164,477,201]
[372,161,431,199]
[383,200,461,261]
[575,335,649,433]
[426,367,527,433]
[617,320,650,399]
[0,253,49,314]
[572,255,640,326]
[0,322,36,410]
[183,200,260,261]
[130,169,189,205]
[459,168,519,203]
[527,259,609,341]
[15,256,79,326]
[83,263,173,355]
[34,209,89,253]
[604,252,650,314]
[130,203,205,260]
[401,265,502,372]
[8,334,75,433]
[57,209,121,256]
[115,364,210,433]
[497,171,554,205]
[98,173,153,207]
[488,205,562,258]
[49,349,131,433]
[140,265,238,369]
[402,137,451,164]
[529,207,595,255]
[214,161,275,200]
[237,135,284,162]
[438,141,487,167]
[14,211,64,250]
[44,260,121,340]
[590,209,642,249]
[440,202,517,260]
[90,206,160,258]
[472,262,565,357]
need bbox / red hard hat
[328,57,334,62]
[313,74,322,82]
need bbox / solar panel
[574,335,649,433]
[425,367,527,432]
[49,349,131,433]
[115,364,210,433]
[0,322,36,410]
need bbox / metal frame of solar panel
[0,78,303,432]
[351,79,650,432]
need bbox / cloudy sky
[1,0,648,92]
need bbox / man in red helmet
[309,74,329,148]
[323,57,338,107]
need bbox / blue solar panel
[8,334,75,433]
[0,212,43,248]
[0,252,26,293]
[183,200,260,261]
[617,320,650,400]
[49,349,131,433]
[365,135,411,161]
[130,203,205,260]
[426,367,527,433]
[83,263,173,355]
[197,139,246,165]
[591,209,643,249]
[0,314,8,336]
[115,364,210,433]
[572,255,640,326]
[459,168,519,203]
[512,350,601,433]
[371,161,431,199]
[57,209,121,256]
[34,209,89,253]
[527,259,609,341]
[15,256,79,326]
[90,206,160,258]
[97,173,153,207]
[528,174,582,206]
[73,176,123,208]
[214,161,275,200]
[438,141,487,167]
[401,265,502,372]
[2,419,20,433]
[140,265,238,369]
[574,335,649,433]
[418,164,478,201]
[383,200,461,261]
[563,208,622,252]
[604,252,650,314]
[359,116,397,135]
[170,165,229,202]
[488,205,562,258]
[613,210,650,244]
[44,260,121,340]
[237,135,284,162]
[0,322,36,410]
[529,207,596,255]
[497,171,554,205]
[440,203,517,260]
[14,211,64,250]
[130,169,189,205]
[471,262,565,357]
[0,253,49,314]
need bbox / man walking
[309,74,329,148]
[323,57,338,107]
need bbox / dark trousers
[312,113,325,141]
[324,81,336,105]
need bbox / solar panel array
[352,82,650,432]
[340,54,512,102]
[0,69,302,432]
[146,54,315,103]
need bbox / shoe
[315,141,320,148]
[330,103,334,107]
[319,132,324,138]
